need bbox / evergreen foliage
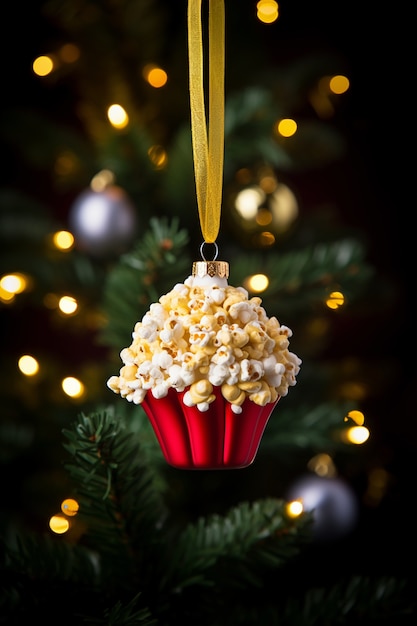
[2,405,413,625]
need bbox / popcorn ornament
[107,2,301,469]
[107,259,301,469]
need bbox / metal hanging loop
[200,241,219,261]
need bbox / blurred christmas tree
[0,0,415,624]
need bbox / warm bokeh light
[307,453,337,478]
[143,64,168,88]
[329,74,350,95]
[107,104,129,129]
[310,74,350,119]
[325,291,345,309]
[235,187,265,219]
[18,355,40,376]
[275,118,297,138]
[90,169,115,192]
[257,0,279,23]
[58,295,78,315]
[268,183,298,228]
[33,55,54,76]
[49,515,70,534]
[286,499,303,518]
[0,287,14,302]
[345,409,365,426]
[148,145,168,169]
[244,273,269,293]
[256,208,272,226]
[52,230,74,251]
[258,231,275,246]
[62,376,85,398]
[343,425,370,445]
[58,43,80,64]
[235,186,265,219]
[0,273,28,294]
[61,498,79,517]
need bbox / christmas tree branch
[99,216,191,349]
[62,406,168,593]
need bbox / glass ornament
[68,185,137,258]
[107,254,301,469]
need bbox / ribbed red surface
[142,386,280,469]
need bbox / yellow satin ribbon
[187,0,224,244]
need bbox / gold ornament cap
[192,260,229,279]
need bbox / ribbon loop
[188,0,225,244]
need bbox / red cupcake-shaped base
[142,386,280,469]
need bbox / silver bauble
[68,185,137,258]
[286,474,358,542]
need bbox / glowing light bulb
[52,230,74,251]
[245,273,269,293]
[58,295,78,315]
[18,355,39,376]
[235,187,265,219]
[107,104,129,129]
[62,376,85,398]
[61,498,79,517]
[143,64,168,88]
[346,409,365,425]
[33,55,54,76]
[257,0,279,23]
[286,499,303,518]
[345,426,370,445]
[49,515,70,534]
[0,273,28,294]
[326,291,345,309]
[329,74,350,95]
[275,118,297,138]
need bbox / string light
[49,515,69,534]
[340,410,370,444]
[61,498,79,516]
[58,295,78,315]
[257,1,279,23]
[244,273,269,293]
[329,74,350,95]
[325,291,345,309]
[275,118,297,138]
[32,55,54,76]
[107,104,129,129]
[0,273,28,294]
[345,409,365,425]
[52,230,74,251]
[286,499,303,518]
[143,64,168,88]
[18,355,39,377]
[310,74,350,118]
[344,426,370,444]
[62,376,85,398]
